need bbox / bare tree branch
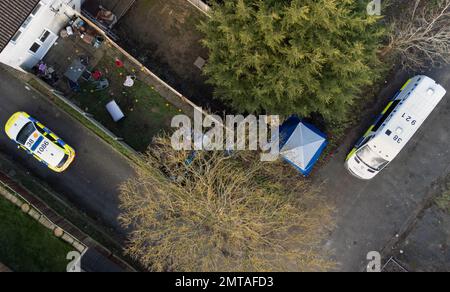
[119,136,335,272]
[384,0,450,70]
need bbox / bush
[383,0,450,70]
[119,137,335,272]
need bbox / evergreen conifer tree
[199,0,384,122]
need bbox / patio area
[38,19,107,90]
[36,18,180,152]
[46,38,104,70]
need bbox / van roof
[368,75,446,160]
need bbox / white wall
[0,0,83,70]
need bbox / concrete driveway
[318,67,450,271]
[0,68,135,238]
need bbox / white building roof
[368,75,447,160]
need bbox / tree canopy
[119,137,334,272]
[199,0,385,121]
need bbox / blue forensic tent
[279,116,328,176]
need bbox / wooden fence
[186,0,212,17]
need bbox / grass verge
[0,152,132,266]
[0,194,73,272]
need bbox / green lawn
[70,54,180,152]
[0,195,73,272]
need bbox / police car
[5,112,75,173]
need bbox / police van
[346,75,447,180]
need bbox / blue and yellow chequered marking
[363,125,375,137]
[347,78,412,162]
[34,120,67,148]
[346,79,411,161]
[50,133,59,141]
[346,147,358,161]
[400,79,412,91]
[381,101,394,115]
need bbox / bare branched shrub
[384,0,450,70]
[119,136,335,272]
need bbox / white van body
[346,75,447,180]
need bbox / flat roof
[0,0,40,52]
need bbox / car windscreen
[356,145,389,171]
[16,122,36,145]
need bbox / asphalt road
[318,67,450,271]
[0,68,135,238]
